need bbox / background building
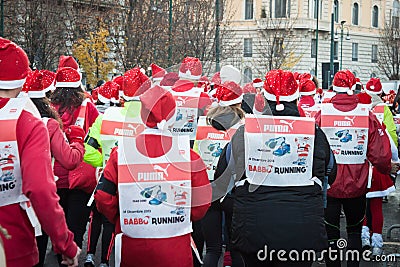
[223,0,394,88]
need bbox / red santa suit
[94,86,211,267]
[0,98,78,267]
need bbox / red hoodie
[315,94,391,198]
[52,101,99,189]
[94,133,211,267]
[0,98,78,267]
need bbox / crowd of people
[0,36,399,267]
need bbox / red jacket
[94,134,211,267]
[0,98,78,267]
[315,94,392,198]
[52,101,99,188]
[47,118,84,170]
[298,95,315,117]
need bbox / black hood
[265,100,300,117]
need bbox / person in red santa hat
[95,81,121,114]
[315,70,392,267]
[196,81,246,267]
[297,73,320,118]
[82,68,150,267]
[150,63,167,85]
[50,66,100,266]
[94,85,211,267]
[359,77,399,256]
[0,38,80,267]
[228,69,336,266]
[58,55,94,102]
[22,69,86,267]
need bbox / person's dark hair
[31,97,63,129]
[50,86,85,114]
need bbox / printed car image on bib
[244,115,315,187]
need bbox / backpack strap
[323,149,334,208]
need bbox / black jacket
[229,101,337,254]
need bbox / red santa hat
[213,81,243,106]
[122,67,151,100]
[253,78,263,88]
[171,79,195,92]
[332,70,356,95]
[58,55,79,70]
[263,69,299,111]
[55,67,81,88]
[365,77,382,95]
[316,88,323,95]
[151,63,166,81]
[179,57,202,80]
[92,87,99,101]
[112,75,124,97]
[211,72,221,85]
[220,65,241,84]
[243,82,256,94]
[140,85,176,130]
[98,81,120,104]
[160,72,179,89]
[22,70,56,98]
[298,74,316,96]
[0,37,30,89]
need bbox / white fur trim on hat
[43,83,55,93]
[56,81,81,88]
[366,86,383,95]
[299,89,316,96]
[253,81,263,87]
[0,78,26,89]
[178,70,201,81]
[122,93,140,101]
[97,93,111,104]
[219,95,243,107]
[28,90,46,98]
[263,90,299,102]
[332,85,350,93]
[111,97,120,104]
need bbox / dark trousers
[202,196,244,267]
[34,231,49,267]
[324,196,366,267]
[87,205,115,264]
[57,188,91,266]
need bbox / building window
[244,38,253,57]
[372,45,378,63]
[244,68,253,83]
[273,37,284,56]
[334,41,339,60]
[352,3,359,25]
[311,39,316,58]
[372,6,379,27]
[261,7,267,18]
[393,0,400,28]
[352,43,358,61]
[245,0,254,20]
[334,0,339,22]
[275,0,287,18]
[313,0,322,19]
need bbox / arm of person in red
[49,119,84,170]
[19,112,78,259]
[94,146,119,225]
[189,149,211,222]
[366,111,392,174]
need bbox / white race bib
[118,134,192,238]
[244,115,315,187]
[321,104,369,164]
